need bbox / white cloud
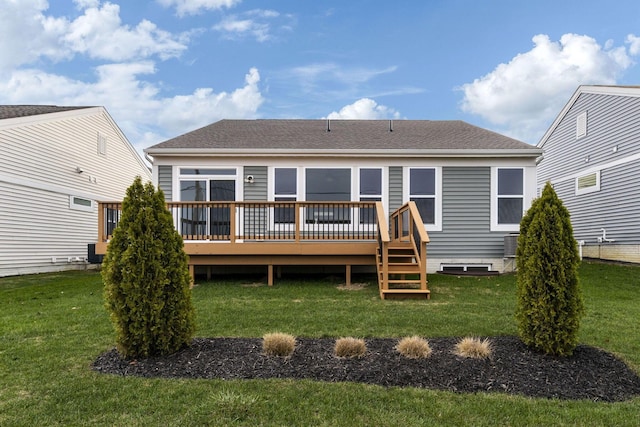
[156,0,240,17]
[213,9,293,42]
[0,0,69,71]
[0,0,189,72]
[460,33,637,143]
[626,34,640,56]
[157,67,263,135]
[63,3,189,61]
[73,0,99,9]
[325,98,400,120]
[293,63,398,87]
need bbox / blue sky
[2,0,640,155]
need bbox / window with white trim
[69,196,93,212]
[359,168,382,224]
[576,111,587,139]
[575,170,600,195]
[496,168,524,225]
[274,168,297,223]
[408,168,436,225]
[305,168,351,223]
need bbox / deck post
[188,265,195,288]
[346,264,352,287]
[268,264,274,286]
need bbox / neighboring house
[0,105,151,277]
[133,119,540,282]
[537,85,640,264]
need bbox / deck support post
[188,265,195,288]
[268,264,274,286]
[346,264,351,287]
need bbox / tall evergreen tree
[516,182,584,356]
[102,177,195,358]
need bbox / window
[409,168,436,225]
[576,111,587,139]
[274,168,297,223]
[180,168,235,175]
[69,196,93,212]
[497,168,524,225]
[305,168,351,223]
[576,171,600,195]
[180,180,207,236]
[359,168,382,224]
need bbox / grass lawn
[1,261,639,426]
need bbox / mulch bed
[92,336,640,402]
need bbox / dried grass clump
[454,337,493,359]
[334,337,367,359]
[262,332,296,357]
[396,336,432,359]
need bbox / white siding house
[537,85,640,264]
[0,106,151,277]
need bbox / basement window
[439,264,491,273]
[69,196,94,212]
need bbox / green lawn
[1,262,639,426]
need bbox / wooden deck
[96,201,430,299]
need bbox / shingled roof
[147,119,539,154]
[0,105,93,120]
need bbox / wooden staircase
[376,202,430,300]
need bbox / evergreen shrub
[102,176,195,358]
[515,182,584,356]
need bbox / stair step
[387,279,422,284]
[380,289,431,300]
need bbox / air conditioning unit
[504,234,519,258]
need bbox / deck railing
[98,201,383,243]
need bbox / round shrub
[334,337,367,359]
[396,336,432,359]
[262,332,296,357]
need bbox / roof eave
[145,148,542,157]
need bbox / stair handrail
[389,201,430,275]
[375,202,390,293]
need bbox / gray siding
[243,166,268,200]
[428,167,505,258]
[538,92,640,245]
[388,166,403,211]
[158,165,172,201]
[553,160,640,245]
[539,93,640,182]
[243,166,268,236]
